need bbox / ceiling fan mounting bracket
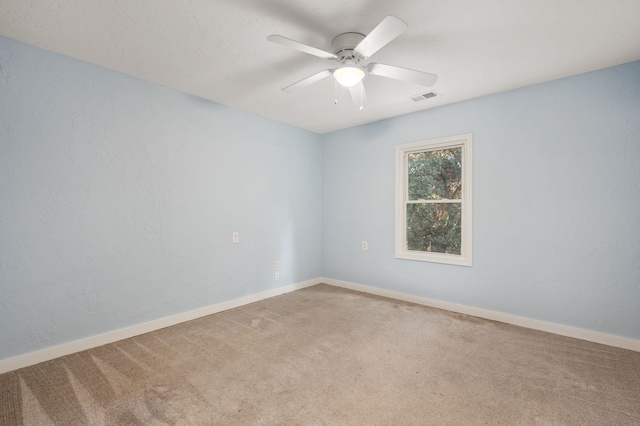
[331,32,366,62]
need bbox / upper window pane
[407,147,462,200]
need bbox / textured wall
[0,36,322,360]
[322,61,640,340]
[1,34,639,363]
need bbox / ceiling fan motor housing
[331,32,366,63]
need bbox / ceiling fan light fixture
[333,66,365,87]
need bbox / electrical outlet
[274,261,280,270]
[275,271,280,281]
[362,241,368,250]
[232,232,239,243]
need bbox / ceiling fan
[267,16,438,109]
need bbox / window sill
[395,249,472,266]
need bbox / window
[395,134,472,266]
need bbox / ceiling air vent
[410,91,438,102]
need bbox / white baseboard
[3,276,637,374]
[0,278,321,374]
[322,277,640,352]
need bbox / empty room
[1,0,639,424]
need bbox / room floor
[1,284,639,425]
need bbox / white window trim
[395,134,473,266]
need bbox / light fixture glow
[333,66,365,87]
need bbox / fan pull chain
[334,79,338,105]
[360,81,364,111]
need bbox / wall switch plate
[275,271,280,281]
[232,232,239,243]
[274,261,280,270]
[362,241,368,250]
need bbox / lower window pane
[407,203,462,254]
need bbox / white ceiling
[1,0,639,134]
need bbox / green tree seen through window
[406,148,462,254]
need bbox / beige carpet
[1,284,639,425]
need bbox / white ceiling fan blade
[368,63,438,87]
[349,83,367,109]
[282,69,334,92]
[354,16,408,59]
[268,35,337,60]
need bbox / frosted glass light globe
[333,66,365,87]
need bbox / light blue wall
[0,36,323,360]
[322,61,640,340]
[1,34,638,362]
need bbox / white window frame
[395,134,472,266]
